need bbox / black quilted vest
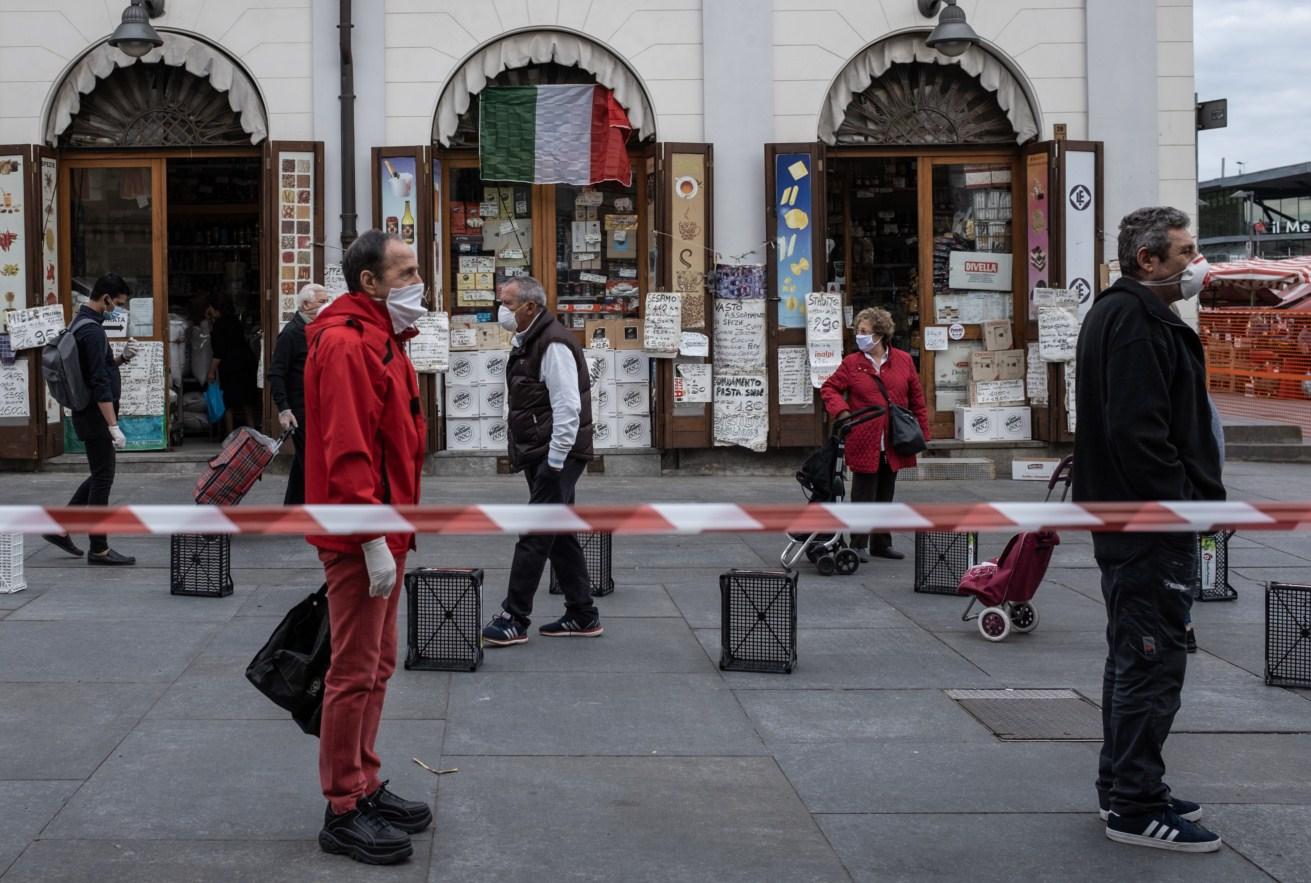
[505,311,593,471]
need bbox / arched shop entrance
[0,31,324,463]
[384,30,715,458]
[765,34,1101,451]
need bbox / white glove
[120,338,138,363]
[108,424,127,450]
[278,409,298,431]
[361,537,397,599]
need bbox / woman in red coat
[820,307,931,560]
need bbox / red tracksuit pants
[318,549,407,815]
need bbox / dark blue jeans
[1095,540,1195,816]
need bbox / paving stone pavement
[0,461,1309,881]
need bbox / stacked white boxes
[445,347,510,452]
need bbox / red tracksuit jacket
[304,292,425,555]
[819,347,931,474]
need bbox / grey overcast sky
[1194,0,1311,182]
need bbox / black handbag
[245,584,331,736]
[872,372,927,456]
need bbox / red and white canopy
[1204,257,1311,291]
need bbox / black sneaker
[319,796,413,865]
[1100,795,1202,822]
[41,533,84,557]
[539,611,603,637]
[482,610,529,647]
[87,548,135,566]
[368,780,432,834]
[870,547,905,560]
[1105,809,1221,853]
[1186,627,1198,654]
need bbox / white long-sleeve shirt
[513,315,582,469]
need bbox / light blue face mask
[856,334,878,353]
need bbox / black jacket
[268,312,309,419]
[506,312,593,472]
[70,304,119,441]
[1072,277,1225,559]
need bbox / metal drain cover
[946,689,1102,742]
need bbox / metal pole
[339,0,357,250]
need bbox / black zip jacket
[1071,277,1225,560]
[70,304,119,441]
[268,311,309,420]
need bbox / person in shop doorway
[268,283,329,505]
[1073,207,1224,853]
[819,307,930,562]
[481,275,602,646]
[304,230,429,866]
[205,292,258,435]
[41,273,137,565]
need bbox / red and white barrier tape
[0,502,1305,536]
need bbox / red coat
[304,293,426,555]
[820,348,931,474]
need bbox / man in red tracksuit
[304,230,430,866]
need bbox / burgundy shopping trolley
[193,428,290,505]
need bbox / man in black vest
[482,276,602,645]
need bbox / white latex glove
[278,409,298,431]
[108,424,127,450]
[120,338,138,363]
[361,537,397,599]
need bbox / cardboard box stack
[955,321,1031,442]
[445,322,510,452]
[586,349,651,448]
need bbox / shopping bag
[204,382,226,424]
[245,585,331,736]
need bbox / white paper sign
[805,292,843,388]
[450,326,478,350]
[0,360,29,418]
[674,363,712,403]
[1026,342,1049,405]
[324,264,348,296]
[5,305,65,351]
[679,332,709,358]
[949,251,1013,291]
[579,272,607,284]
[1033,287,1078,310]
[924,326,949,352]
[973,379,1026,405]
[714,373,768,452]
[643,292,681,357]
[128,297,153,337]
[409,312,449,374]
[713,298,766,374]
[1038,307,1079,363]
[1064,360,1078,433]
[777,346,811,405]
[113,340,165,416]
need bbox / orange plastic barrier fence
[1199,309,1311,434]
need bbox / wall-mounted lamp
[108,0,165,58]
[917,0,980,58]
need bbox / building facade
[0,0,1196,466]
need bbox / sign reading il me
[1264,219,1311,235]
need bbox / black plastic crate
[170,534,234,597]
[405,568,483,672]
[914,532,978,595]
[1266,582,1311,687]
[1195,531,1238,602]
[548,533,614,597]
[719,569,797,674]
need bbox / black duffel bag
[245,585,331,736]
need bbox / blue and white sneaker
[482,610,529,647]
[539,611,603,638]
[1105,809,1221,853]
[1099,795,1202,822]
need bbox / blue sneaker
[1106,809,1221,853]
[482,610,529,647]
[1099,795,1202,822]
[539,611,603,638]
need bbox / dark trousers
[849,453,898,552]
[284,426,306,505]
[503,458,595,624]
[68,435,116,554]
[1095,542,1195,816]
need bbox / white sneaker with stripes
[1105,809,1221,853]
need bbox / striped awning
[1204,257,1311,291]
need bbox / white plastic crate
[0,533,25,594]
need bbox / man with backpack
[42,273,138,565]
[303,230,429,866]
[1074,207,1224,853]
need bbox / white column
[701,0,773,262]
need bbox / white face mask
[1143,255,1210,300]
[856,334,877,353]
[498,304,522,333]
[385,283,426,333]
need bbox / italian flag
[479,85,633,187]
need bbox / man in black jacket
[1073,207,1224,853]
[42,273,137,565]
[268,283,328,504]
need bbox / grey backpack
[41,315,95,411]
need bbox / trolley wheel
[978,606,1011,642]
[816,555,838,577]
[1011,602,1039,633]
[805,545,821,564]
[834,548,860,576]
